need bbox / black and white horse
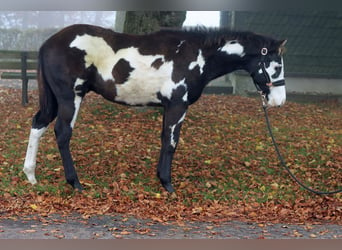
[23,24,286,193]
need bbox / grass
[0,89,341,223]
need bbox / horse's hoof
[74,184,84,192]
[68,181,83,192]
[162,183,175,193]
[75,187,83,192]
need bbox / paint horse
[23,24,286,193]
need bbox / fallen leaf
[120,231,131,235]
[21,229,37,233]
[192,207,203,215]
[29,204,38,211]
[310,234,317,238]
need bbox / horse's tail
[37,46,57,116]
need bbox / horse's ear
[279,39,287,46]
[278,39,287,55]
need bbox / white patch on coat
[188,50,205,74]
[70,78,84,128]
[70,34,116,81]
[70,34,189,105]
[23,127,48,185]
[170,112,187,148]
[266,58,286,107]
[266,58,284,83]
[160,78,187,100]
[219,41,245,57]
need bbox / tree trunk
[123,11,186,34]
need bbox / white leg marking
[71,96,82,129]
[178,112,186,124]
[169,112,187,148]
[23,127,47,184]
[170,124,177,148]
[71,78,84,128]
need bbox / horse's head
[247,39,287,107]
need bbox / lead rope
[260,94,342,195]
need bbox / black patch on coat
[151,58,164,69]
[112,59,134,84]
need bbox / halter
[257,49,342,195]
[254,47,285,98]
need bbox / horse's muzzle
[267,84,286,107]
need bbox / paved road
[0,213,341,239]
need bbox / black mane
[160,26,279,52]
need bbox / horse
[23,24,287,193]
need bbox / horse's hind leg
[23,109,57,184]
[54,95,83,191]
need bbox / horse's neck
[201,51,246,84]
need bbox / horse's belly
[114,75,167,105]
[114,60,180,106]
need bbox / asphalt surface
[0,213,341,239]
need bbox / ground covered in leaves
[0,88,341,225]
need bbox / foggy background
[0,11,116,50]
[0,11,220,50]
[0,11,221,50]
[0,11,116,30]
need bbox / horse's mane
[159,26,279,52]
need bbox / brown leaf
[120,231,131,235]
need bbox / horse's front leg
[157,104,187,193]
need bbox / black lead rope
[260,95,342,195]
